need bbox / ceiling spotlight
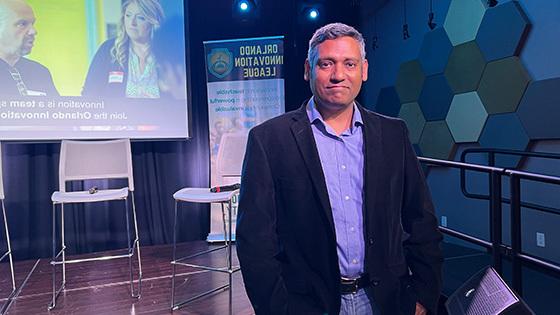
[233,0,259,21]
[308,8,319,20]
[236,0,255,13]
[488,0,498,7]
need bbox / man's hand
[415,302,427,315]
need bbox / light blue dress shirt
[306,97,365,279]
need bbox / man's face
[0,1,36,59]
[304,36,368,110]
[124,2,152,44]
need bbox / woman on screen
[82,0,165,99]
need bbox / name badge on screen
[108,71,124,83]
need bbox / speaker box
[445,267,534,315]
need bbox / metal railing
[418,152,560,297]
[460,148,560,216]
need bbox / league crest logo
[207,48,233,79]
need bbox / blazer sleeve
[236,128,287,315]
[82,40,114,97]
[399,120,444,315]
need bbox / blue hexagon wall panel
[418,28,453,76]
[444,0,486,46]
[479,113,530,168]
[444,41,486,94]
[446,92,488,143]
[476,1,531,62]
[477,57,530,114]
[418,74,454,121]
[374,86,401,117]
[395,60,425,103]
[398,102,425,144]
[419,121,456,160]
[517,78,560,140]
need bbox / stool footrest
[51,252,133,265]
[174,245,228,263]
[171,283,230,311]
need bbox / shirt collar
[306,97,363,132]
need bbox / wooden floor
[0,242,254,314]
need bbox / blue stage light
[239,0,249,11]
[308,8,319,19]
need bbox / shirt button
[341,165,347,170]
[368,238,374,245]
[352,259,358,264]
[344,196,350,201]
[350,227,355,232]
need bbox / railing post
[510,174,523,296]
[488,152,496,167]
[489,170,502,274]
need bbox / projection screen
[0,0,190,140]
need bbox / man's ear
[362,59,369,82]
[304,59,311,81]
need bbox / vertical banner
[204,36,285,242]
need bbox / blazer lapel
[290,104,336,236]
[358,104,384,235]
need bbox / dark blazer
[237,102,443,315]
[82,38,128,98]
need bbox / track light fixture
[402,0,410,40]
[428,12,436,30]
[403,24,411,40]
[428,0,436,30]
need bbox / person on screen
[82,0,164,99]
[0,0,59,96]
[151,15,187,100]
[236,23,443,315]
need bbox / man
[237,23,443,315]
[0,0,58,96]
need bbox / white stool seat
[173,188,238,203]
[52,187,129,203]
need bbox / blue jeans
[340,287,381,315]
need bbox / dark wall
[358,1,560,312]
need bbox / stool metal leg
[1,200,16,315]
[227,199,233,315]
[171,200,179,309]
[61,203,66,286]
[125,197,133,296]
[49,202,65,311]
[130,192,142,298]
[221,203,228,263]
[1,200,15,292]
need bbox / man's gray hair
[307,22,366,65]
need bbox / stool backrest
[216,132,248,179]
[59,139,134,192]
